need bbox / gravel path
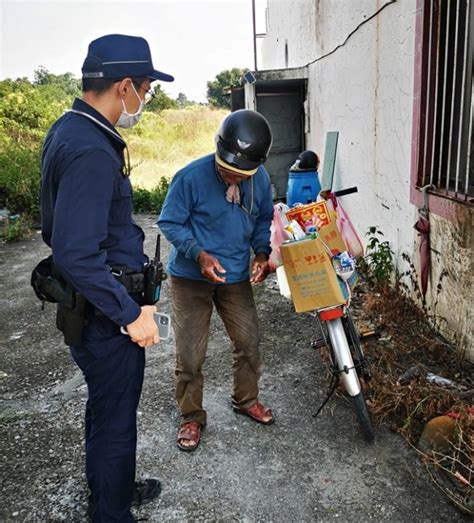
[0,215,467,522]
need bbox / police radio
[144,234,167,304]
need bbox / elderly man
[158,109,274,451]
[41,34,173,521]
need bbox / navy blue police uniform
[42,98,146,522]
[40,34,174,522]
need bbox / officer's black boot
[132,478,162,507]
[87,479,161,520]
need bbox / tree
[146,84,177,113]
[0,76,71,144]
[0,74,76,220]
[33,66,81,97]
[176,92,188,108]
[206,68,248,109]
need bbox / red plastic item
[335,199,364,257]
[319,307,344,321]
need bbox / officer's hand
[250,253,270,285]
[126,305,159,348]
[197,251,226,283]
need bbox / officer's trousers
[71,313,145,523]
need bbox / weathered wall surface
[425,208,474,359]
[261,0,473,360]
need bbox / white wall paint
[260,0,473,359]
[262,0,417,266]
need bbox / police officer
[41,34,173,522]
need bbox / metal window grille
[419,0,474,203]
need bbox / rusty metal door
[243,77,306,199]
[256,85,305,198]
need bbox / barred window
[417,0,473,203]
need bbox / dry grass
[122,106,228,189]
[349,283,473,514]
[416,420,473,515]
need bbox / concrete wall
[260,0,473,360]
[426,207,474,358]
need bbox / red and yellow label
[285,201,331,229]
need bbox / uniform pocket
[110,178,133,225]
[82,314,121,358]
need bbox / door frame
[243,67,309,199]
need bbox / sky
[0,0,267,102]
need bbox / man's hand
[250,253,270,284]
[197,251,226,283]
[126,305,159,348]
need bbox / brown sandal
[177,421,202,451]
[233,401,274,425]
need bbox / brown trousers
[171,276,263,427]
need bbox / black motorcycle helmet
[215,109,273,171]
[297,150,320,170]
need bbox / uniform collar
[71,98,125,149]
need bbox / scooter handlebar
[333,187,358,197]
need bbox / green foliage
[33,66,81,97]
[1,216,25,242]
[133,177,170,213]
[0,411,24,424]
[0,77,69,146]
[0,67,226,226]
[146,84,177,113]
[358,226,394,287]
[0,69,77,221]
[206,68,248,109]
[0,144,41,219]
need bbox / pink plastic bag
[335,199,364,257]
[269,203,289,271]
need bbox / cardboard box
[285,200,331,229]
[281,236,348,313]
[317,221,347,255]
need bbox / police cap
[82,34,174,82]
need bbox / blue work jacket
[158,154,273,283]
[41,98,146,327]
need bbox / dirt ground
[0,214,469,522]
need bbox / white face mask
[116,84,144,128]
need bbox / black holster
[31,255,88,346]
[55,286,88,346]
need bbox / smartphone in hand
[154,312,171,340]
[121,312,172,340]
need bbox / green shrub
[358,226,394,287]
[1,216,25,242]
[0,73,223,222]
[0,144,41,220]
[133,177,170,214]
[0,73,73,221]
[133,187,152,213]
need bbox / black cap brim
[149,69,174,82]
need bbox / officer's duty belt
[111,268,145,294]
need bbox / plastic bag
[276,265,291,299]
[335,199,364,257]
[269,203,290,271]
